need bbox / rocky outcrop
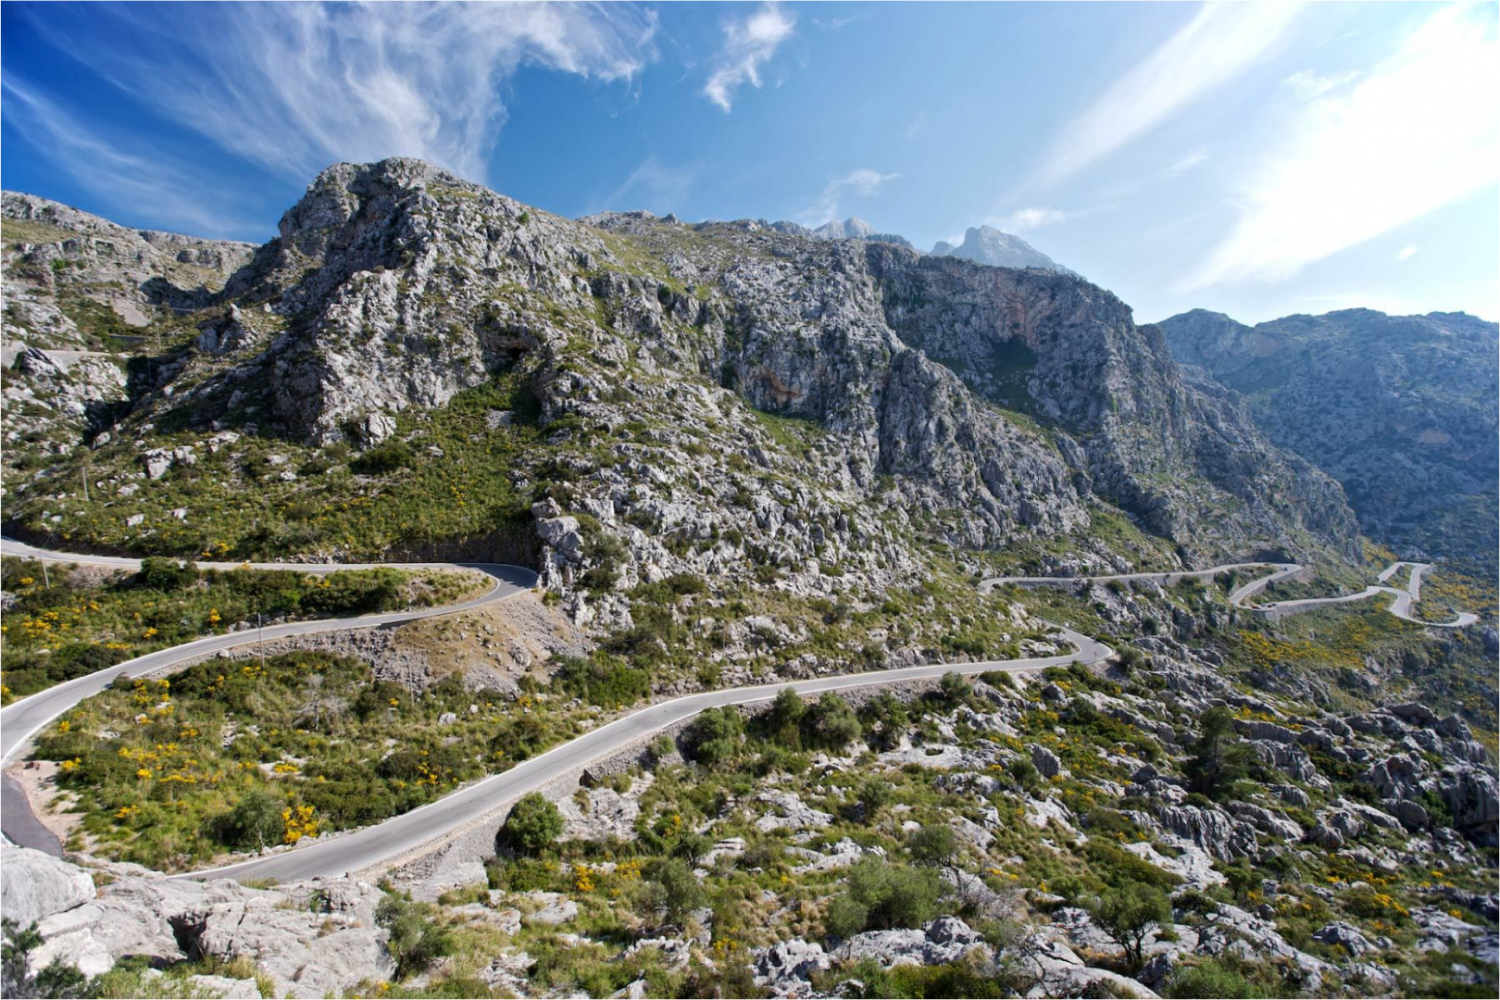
[0,843,391,999]
[928,225,1076,276]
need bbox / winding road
[0,541,1473,882]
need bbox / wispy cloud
[904,111,928,140]
[1182,4,1498,291]
[800,168,899,226]
[600,156,696,215]
[1284,68,1358,101]
[703,3,796,112]
[1163,149,1210,178]
[1,79,257,238]
[985,207,1073,233]
[20,2,658,183]
[1037,2,1303,185]
[1395,244,1420,262]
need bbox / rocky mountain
[929,225,1076,276]
[4,160,1355,593]
[812,216,875,241]
[1,160,1495,1000]
[1159,308,1499,573]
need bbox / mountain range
[1,159,1495,1000]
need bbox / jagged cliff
[1160,307,1499,573]
[3,160,1357,599]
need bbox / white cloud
[1395,244,1420,262]
[800,168,899,226]
[904,111,928,140]
[1284,69,1359,101]
[1182,5,1499,291]
[1038,2,1303,185]
[601,157,696,214]
[703,3,796,112]
[1163,149,1210,177]
[985,207,1073,233]
[0,79,257,237]
[20,2,658,183]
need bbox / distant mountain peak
[813,216,876,240]
[929,225,1076,276]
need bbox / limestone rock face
[0,846,95,930]
[928,224,1076,276]
[1160,307,1499,571]
[4,158,1363,589]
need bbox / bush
[213,790,285,852]
[135,556,198,591]
[1163,959,1265,999]
[551,655,652,707]
[640,858,707,924]
[500,793,563,855]
[824,859,943,939]
[686,707,743,769]
[350,440,412,475]
[377,893,453,978]
[1088,880,1172,970]
[803,693,862,751]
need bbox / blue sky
[3,1,1496,324]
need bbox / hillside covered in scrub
[1,160,1495,1000]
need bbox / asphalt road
[0,540,537,852]
[2,542,1473,880]
[986,560,1476,627]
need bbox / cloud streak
[21,1,658,183]
[1181,4,1499,291]
[1,78,258,238]
[703,3,795,112]
[1037,2,1303,185]
[985,207,1073,233]
[800,168,899,226]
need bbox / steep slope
[1160,308,1499,573]
[929,224,1076,276]
[2,159,1356,604]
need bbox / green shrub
[823,859,943,939]
[686,707,743,769]
[212,790,285,852]
[377,893,453,978]
[500,793,563,855]
[350,440,412,475]
[1163,959,1266,999]
[136,556,198,591]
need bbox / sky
[2,1,1496,324]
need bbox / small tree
[1183,706,1252,801]
[939,671,969,702]
[3,919,91,999]
[823,859,943,939]
[217,790,285,851]
[500,793,563,855]
[686,707,743,769]
[1090,881,1172,970]
[804,693,862,751]
[671,832,714,867]
[376,894,454,978]
[641,858,707,924]
[764,688,805,749]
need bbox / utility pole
[81,465,90,503]
[40,559,50,590]
[257,611,266,670]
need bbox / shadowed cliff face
[3,159,1357,570]
[1161,307,1498,572]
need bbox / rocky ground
[5,604,1496,998]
